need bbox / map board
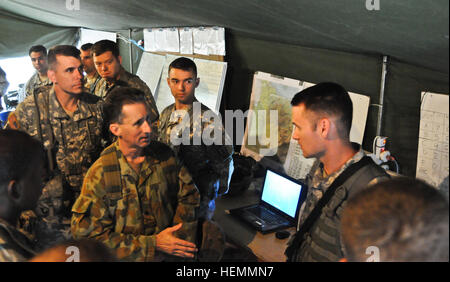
[240,72,371,179]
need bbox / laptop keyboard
[246,206,286,224]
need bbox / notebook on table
[228,168,308,234]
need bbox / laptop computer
[228,168,308,234]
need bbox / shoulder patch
[5,112,19,129]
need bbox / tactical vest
[292,160,389,262]
[32,87,101,187]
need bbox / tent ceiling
[0,0,448,73]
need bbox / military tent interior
[0,0,449,179]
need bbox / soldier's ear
[118,55,123,65]
[48,69,57,84]
[317,117,331,139]
[195,77,200,88]
[7,180,21,202]
[109,123,120,137]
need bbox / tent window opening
[0,56,35,110]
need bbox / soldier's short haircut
[92,40,120,59]
[169,57,197,77]
[31,238,118,262]
[341,177,449,262]
[29,45,47,56]
[0,130,45,188]
[291,82,353,140]
[47,45,81,71]
[80,43,94,51]
[103,87,150,125]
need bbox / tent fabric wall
[0,1,448,177]
[1,0,448,73]
[0,9,78,58]
[383,61,449,176]
[220,33,449,177]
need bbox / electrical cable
[117,34,145,51]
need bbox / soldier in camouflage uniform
[159,57,234,220]
[91,40,158,122]
[23,45,52,102]
[5,45,105,250]
[71,87,200,262]
[285,82,389,262]
[0,130,45,261]
[80,43,101,93]
[341,177,449,262]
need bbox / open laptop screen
[261,169,303,218]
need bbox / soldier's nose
[76,69,83,79]
[142,120,151,133]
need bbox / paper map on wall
[416,92,449,191]
[240,72,371,179]
[240,72,308,177]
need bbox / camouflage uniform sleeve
[142,83,157,114]
[95,99,112,146]
[131,77,159,120]
[157,106,171,144]
[172,164,200,244]
[24,77,33,97]
[70,160,158,262]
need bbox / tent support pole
[376,55,388,136]
[129,29,133,73]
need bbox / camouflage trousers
[18,174,78,252]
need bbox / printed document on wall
[193,27,225,56]
[143,28,179,52]
[136,52,166,99]
[180,28,193,54]
[192,58,227,114]
[416,92,449,191]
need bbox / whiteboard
[136,52,165,99]
[348,91,371,145]
[416,92,449,189]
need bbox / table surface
[214,185,294,262]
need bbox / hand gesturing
[156,223,198,258]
